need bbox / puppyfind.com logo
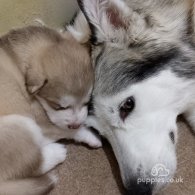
[137,164,184,185]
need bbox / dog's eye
[47,100,70,111]
[119,97,135,121]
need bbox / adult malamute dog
[77,0,195,194]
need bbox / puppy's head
[26,34,93,130]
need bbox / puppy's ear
[77,0,130,44]
[67,11,91,43]
[26,58,48,95]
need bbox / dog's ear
[67,11,91,43]
[26,58,48,95]
[77,0,130,44]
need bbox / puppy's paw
[74,127,102,148]
[49,143,67,162]
[86,134,102,148]
[41,143,67,173]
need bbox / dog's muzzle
[125,180,153,195]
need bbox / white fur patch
[91,70,195,190]
[41,143,67,174]
[110,0,130,15]
[72,126,102,148]
[67,12,91,43]
[61,126,102,148]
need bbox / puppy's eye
[47,100,70,111]
[55,105,71,111]
[119,97,135,121]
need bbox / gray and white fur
[76,0,195,194]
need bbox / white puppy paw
[86,134,102,148]
[41,143,67,174]
[74,127,102,148]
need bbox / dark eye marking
[119,97,135,121]
[169,131,175,144]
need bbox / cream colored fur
[0,25,98,194]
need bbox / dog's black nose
[125,180,153,195]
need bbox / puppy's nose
[125,180,153,195]
[68,124,81,129]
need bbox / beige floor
[50,119,195,195]
[0,0,78,35]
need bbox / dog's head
[26,29,93,130]
[79,0,192,194]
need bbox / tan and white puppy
[0,25,100,195]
